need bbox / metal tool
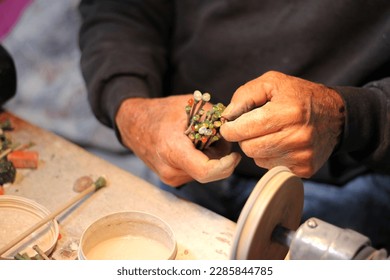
[272,218,389,260]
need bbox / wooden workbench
[1,111,236,260]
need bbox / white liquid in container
[86,235,171,260]
[79,211,177,260]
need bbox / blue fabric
[160,173,390,252]
[303,174,390,252]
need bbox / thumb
[197,152,242,183]
[222,77,271,121]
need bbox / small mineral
[0,159,16,185]
[73,175,94,193]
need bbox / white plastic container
[78,211,177,260]
[0,195,59,259]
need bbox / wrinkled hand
[115,95,241,187]
[220,71,345,178]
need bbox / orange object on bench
[7,150,39,169]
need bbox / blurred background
[0,0,159,185]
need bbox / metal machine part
[272,218,389,260]
[231,166,390,260]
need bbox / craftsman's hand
[116,95,241,187]
[220,71,345,178]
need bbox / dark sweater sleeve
[0,45,17,106]
[334,77,390,173]
[78,0,173,128]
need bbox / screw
[307,219,318,228]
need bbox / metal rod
[272,224,295,248]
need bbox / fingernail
[234,153,242,167]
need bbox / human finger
[253,150,316,178]
[221,102,304,142]
[177,150,242,183]
[237,125,312,159]
[222,78,272,121]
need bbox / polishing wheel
[230,166,304,260]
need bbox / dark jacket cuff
[333,85,382,157]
